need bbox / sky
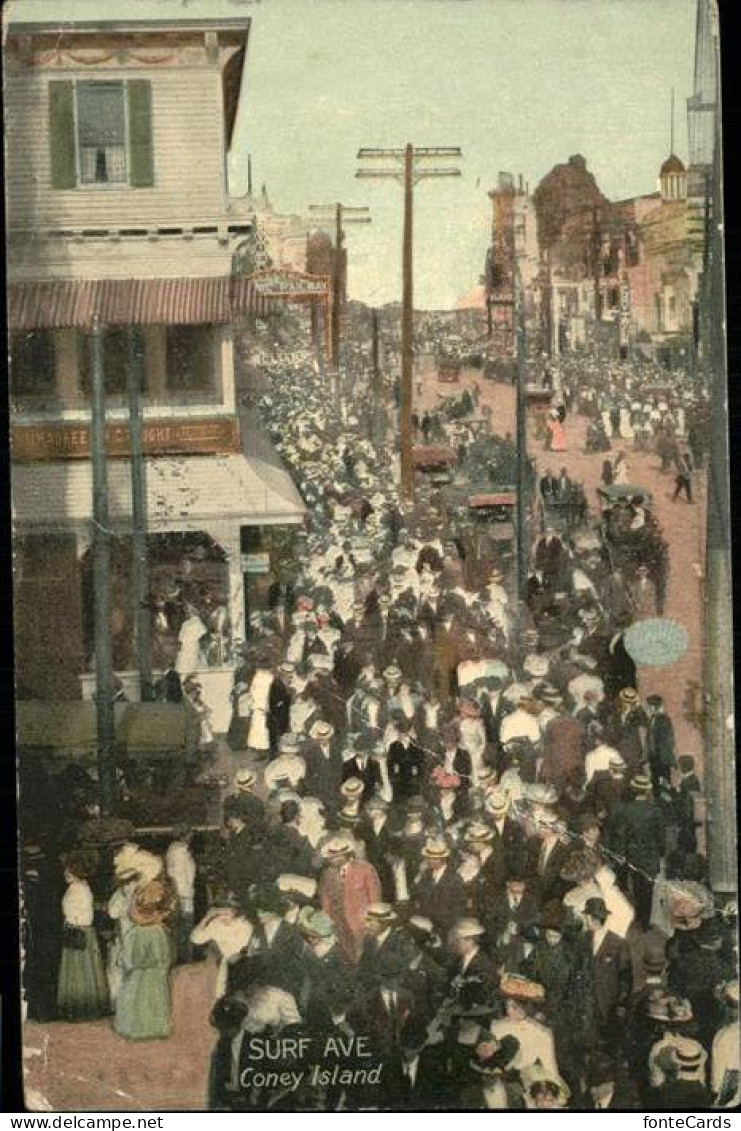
[7,0,698,308]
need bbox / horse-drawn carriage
[413,445,457,487]
[597,484,669,611]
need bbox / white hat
[310,720,334,741]
[486,788,510,816]
[277,874,317,900]
[452,917,485,939]
[234,768,257,790]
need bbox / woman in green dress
[114,878,176,1041]
[57,850,109,1021]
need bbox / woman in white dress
[618,405,634,442]
[175,604,208,676]
[613,451,630,485]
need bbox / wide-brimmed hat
[500,973,546,1002]
[486,788,510,817]
[297,907,335,940]
[130,879,177,927]
[630,772,653,793]
[618,687,639,705]
[234,768,257,790]
[320,834,355,860]
[310,720,334,741]
[422,839,451,862]
[672,1037,706,1074]
[365,902,398,925]
[277,874,317,903]
[340,777,365,800]
[451,917,485,939]
[279,733,302,754]
[383,664,402,682]
[464,822,494,846]
[647,993,693,1023]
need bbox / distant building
[485,172,539,345]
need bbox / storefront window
[165,324,220,401]
[10,330,56,408]
[78,327,146,399]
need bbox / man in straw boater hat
[303,720,344,809]
[612,685,649,772]
[317,833,381,964]
[357,902,417,995]
[411,838,467,941]
[605,771,665,928]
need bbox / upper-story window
[77,82,127,185]
[49,79,154,190]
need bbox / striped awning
[8,275,276,331]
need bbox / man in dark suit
[482,788,527,894]
[303,720,344,810]
[534,528,568,590]
[356,903,419,995]
[227,888,306,1000]
[267,671,291,758]
[296,908,354,1029]
[580,897,631,1048]
[488,866,539,956]
[357,795,395,900]
[606,773,665,927]
[447,917,499,1013]
[524,817,571,908]
[645,694,676,795]
[387,719,425,802]
[341,738,384,801]
[540,468,559,503]
[412,840,468,940]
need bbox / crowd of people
[19,319,738,1112]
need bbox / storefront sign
[12,417,241,461]
[242,552,271,574]
[249,268,331,297]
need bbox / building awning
[13,450,307,531]
[8,275,276,331]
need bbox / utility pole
[514,252,529,607]
[371,307,383,448]
[127,328,153,703]
[90,315,117,814]
[308,202,371,415]
[357,144,462,502]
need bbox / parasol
[624,617,688,667]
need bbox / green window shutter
[127,80,154,188]
[48,81,77,190]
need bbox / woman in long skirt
[57,851,109,1021]
[114,879,175,1041]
